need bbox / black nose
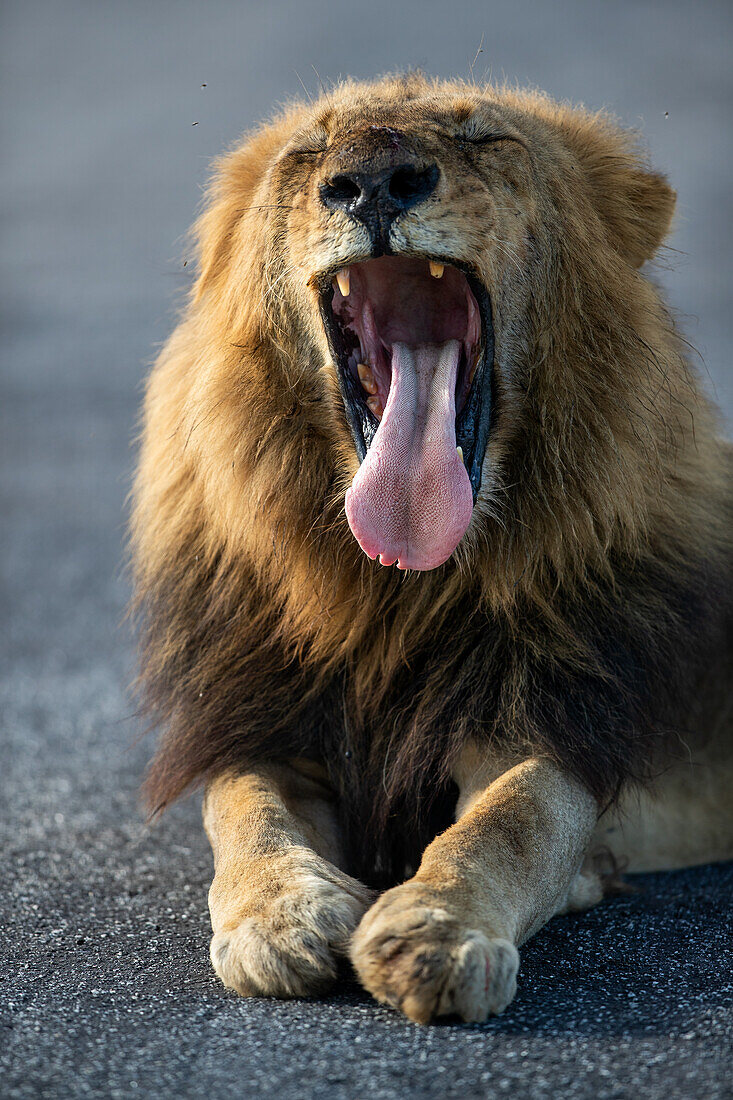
[320,162,439,238]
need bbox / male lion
[131,74,733,1023]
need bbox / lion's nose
[320,162,439,227]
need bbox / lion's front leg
[204,762,372,998]
[350,751,599,1023]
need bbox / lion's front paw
[350,884,519,1024]
[211,867,372,999]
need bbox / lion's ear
[562,116,676,268]
[553,108,677,268]
[586,157,676,268]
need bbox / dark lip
[318,256,495,503]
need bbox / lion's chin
[319,254,494,569]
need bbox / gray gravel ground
[1,2,732,1097]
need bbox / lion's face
[199,78,676,576]
[271,89,536,570]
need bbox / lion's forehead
[289,77,509,131]
[315,96,504,137]
[281,86,554,170]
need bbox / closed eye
[458,132,525,148]
[286,147,325,157]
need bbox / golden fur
[130,74,732,1019]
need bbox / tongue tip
[345,467,474,572]
[392,543,463,571]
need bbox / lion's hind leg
[204,763,373,998]
[591,740,733,874]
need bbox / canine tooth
[456,446,464,463]
[336,268,350,296]
[366,395,383,420]
[429,261,445,279]
[357,363,378,394]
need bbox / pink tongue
[345,340,473,570]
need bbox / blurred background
[1,2,731,1095]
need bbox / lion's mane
[131,77,731,885]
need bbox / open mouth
[319,255,494,570]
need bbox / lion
[131,73,733,1024]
